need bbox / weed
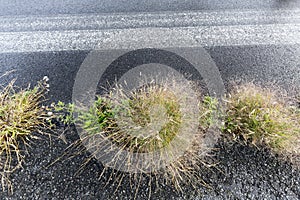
[222,83,300,164]
[55,77,217,199]
[0,77,52,193]
[283,96,300,166]
[199,96,219,129]
[52,101,75,126]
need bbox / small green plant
[222,83,300,158]
[0,76,52,193]
[78,97,116,134]
[52,101,75,126]
[199,96,219,129]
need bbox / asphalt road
[0,1,300,199]
[0,0,300,16]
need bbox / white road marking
[1,9,300,32]
[0,9,299,53]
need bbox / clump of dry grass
[0,77,51,193]
[222,83,300,166]
[97,83,184,154]
[285,95,300,166]
[55,77,216,198]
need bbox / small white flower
[43,76,49,82]
[47,111,53,116]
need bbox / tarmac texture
[0,1,300,199]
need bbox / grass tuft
[222,83,300,165]
[0,77,52,193]
[55,77,217,198]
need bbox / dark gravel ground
[3,127,300,200]
[0,44,299,199]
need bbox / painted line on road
[1,9,300,32]
[0,24,299,53]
